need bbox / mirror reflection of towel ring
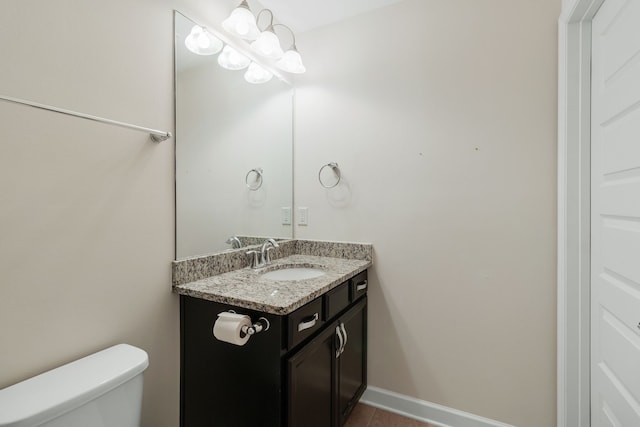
[318,162,341,189]
[245,168,263,191]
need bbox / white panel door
[591,0,640,426]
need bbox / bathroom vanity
[173,241,372,427]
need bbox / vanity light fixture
[273,25,306,74]
[218,45,251,70]
[222,0,260,40]
[276,47,305,74]
[244,62,273,84]
[250,10,284,59]
[185,25,223,55]
[182,2,305,83]
[251,28,284,58]
[221,2,306,76]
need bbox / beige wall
[293,0,559,426]
[0,0,236,426]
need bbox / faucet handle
[226,235,242,249]
[246,250,261,269]
[264,247,275,264]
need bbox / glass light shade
[217,45,251,70]
[222,6,260,40]
[244,62,273,84]
[276,48,306,74]
[251,30,283,58]
[185,26,223,55]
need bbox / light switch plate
[298,207,309,226]
[281,207,292,225]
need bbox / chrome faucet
[226,235,242,249]
[247,238,279,269]
[260,238,279,265]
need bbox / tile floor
[344,403,437,427]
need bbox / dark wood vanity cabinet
[180,270,368,427]
[287,298,367,427]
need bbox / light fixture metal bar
[0,94,172,142]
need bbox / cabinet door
[336,298,367,426]
[287,323,337,427]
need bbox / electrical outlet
[298,207,309,226]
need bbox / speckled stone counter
[172,240,372,315]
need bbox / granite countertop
[173,254,371,315]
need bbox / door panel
[601,180,640,217]
[599,309,640,403]
[601,221,640,283]
[598,272,640,335]
[601,107,640,175]
[599,0,640,80]
[594,365,640,426]
[591,0,640,425]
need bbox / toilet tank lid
[0,343,149,427]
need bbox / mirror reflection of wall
[175,12,294,260]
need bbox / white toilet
[0,343,149,427]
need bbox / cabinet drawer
[288,298,324,349]
[350,271,368,302]
[324,282,349,321]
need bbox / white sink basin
[261,267,326,281]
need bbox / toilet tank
[0,344,149,427]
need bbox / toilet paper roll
[213,312,252,346]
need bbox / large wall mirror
[174,11,294,260]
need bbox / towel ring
[318,162,341,189]
[245,168,263,191]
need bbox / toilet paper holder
[227,310,270,336]
[242,317,270,336]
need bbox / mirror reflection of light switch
[298,207,309,226]
[281,207,291,225]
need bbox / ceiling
[255,0,408,33]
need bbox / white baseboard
[360,386,514,427]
